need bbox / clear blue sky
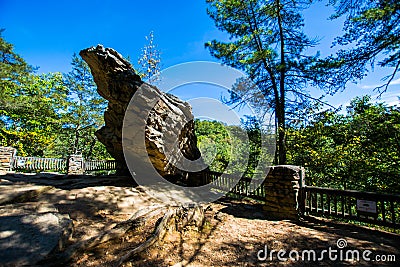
[1,0,399,122]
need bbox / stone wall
[0,147,17,174]
[66,155,85,175]
[263,165,305,220]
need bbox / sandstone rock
[0,204,73,266]
[80,45,204,184]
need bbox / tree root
[113,207,175,266]
[48,205,166,265]
[46,204,207,266]
[114,205,207,267]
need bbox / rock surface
[0,173,159,266]
[80,45,203,184]
[0,179,73,266]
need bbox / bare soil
[2,174,399,266]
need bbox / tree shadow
[297,216,400,248]
[0,173,136,190]
[0,173,159,266]
[216,197,271,220]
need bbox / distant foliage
[0,72,67,156]
[287,96,400,194]
[0,32,110,159]
[194,117,271,176]
[57,54,109,159]
[0,29,32,98]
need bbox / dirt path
[1,174,399,266]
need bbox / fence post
[263,165,304,220]
[0,146,17,174]
[67,154,85,175]
[298,167,306,217]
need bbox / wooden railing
[301,186,400,229]
[12,156,66,172]
[206,171,266,201]
[84,160,117,172]
[11,156,117,174]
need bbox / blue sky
[1,0,399,124]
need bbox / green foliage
[0,41,67,157]
[0,29,32,102]
[57,54,109,159]
[0,32,109,160]
[322,0,400,93]
[205,0,336,164]
[0,31,66,156]
[287,96,400,194]
[195,120,231,172]
[194,117,267,176]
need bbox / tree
[0,72,68,156]
[323,0,400,93]
[61,54,108,159]
[0,29,32,121]
[287,96,400,193]
[137,31,161,84]
[0,30,69,156]
[205,0,335,164]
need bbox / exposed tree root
[114,205,207,266]
[43,204,207,266]
[44,205,166,265]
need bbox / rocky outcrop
[79,45,203,184]
[0,181,73,266]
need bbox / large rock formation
[79,45,203,184]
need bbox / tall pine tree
[61,54,108,159]
[206,0,335,164]
[321,0,400,93]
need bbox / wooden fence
[84,160,117,172]
[301,186,400,229]
[205,171,267,201]
[10,155,116,174]
[13,156,66,172]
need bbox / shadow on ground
[0,173,399,266]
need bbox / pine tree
[323,0,400,94]
[206,0,334,164]
[61,54,108,159]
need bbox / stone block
[262,165,305,220]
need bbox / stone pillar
[67,155,85,175]
[0,146,17,174]
[263,165,305,220]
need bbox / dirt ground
[65,199,400,267]
[2,174,399,266]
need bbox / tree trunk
[72,125,80,155]
[276,0,287,165]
